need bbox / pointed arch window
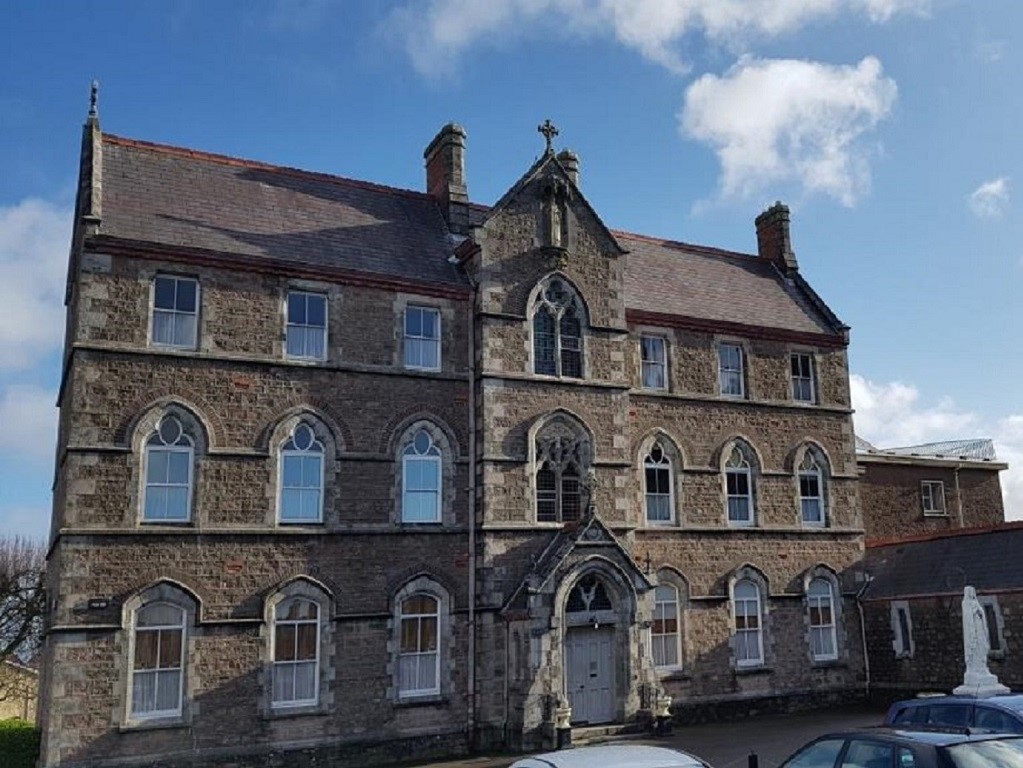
[272,597,320,707]
[725,445,754,527]
[143,416,194,522]
[733,579,763,667]
[532,279,583,378]
[652,584,681,669]
[566,575,613,613]
[799,452,825,526]
[644,444,673,524]
[807,579,837,661]
[536,461,580,523]
[279,422,324,524]
[130,603,185,718]
[403,429,442,523]
[398,594,440,697]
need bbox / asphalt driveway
[408,703,887,768]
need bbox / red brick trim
[626,309,846,348]
[85,236,472,300]
[866,520,1023,549]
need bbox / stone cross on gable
[538,119,559,154]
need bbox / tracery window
[725,445,754,527]
[402,429,442,523]
[644,444,673,524]
[143,415,194,523]
[279,422,324,524]
[534,415,591,523]
[566,575,613,613]
[533,279,583,378]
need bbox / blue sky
[2,0,1021,540]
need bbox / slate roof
[856,438,999,462]
[93,133,845,338]
[862,523,1023,600]
[99,135,466,287]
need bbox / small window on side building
[921,480,946,516]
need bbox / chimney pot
[556,149,580,187]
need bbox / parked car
[884,694,1023,734]
[508,744,710,768]
[779,729,1023,768]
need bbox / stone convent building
[42,102,876,768]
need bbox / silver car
[509,744,710,768]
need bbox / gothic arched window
[644,443,673,524]
[272,598,320,707]
[143,415,194,523]
[807,578,837,661]
[532,279,583,378]
[402,429,443,523]
[534,415,591,523]
[733,579,763,667]
[130,602,186,718]
[725,444,755,527]
[279,422,325,524]
[799,450,826,526]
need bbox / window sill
[120,715,189,733]
[278,521,325,527]
[139,520,193,527]
[810,659,846,669]
[657,668,690,681]
[735,665,772,676]
[264,703,329,720]
[395,694,448,709]
[922,513,949,518]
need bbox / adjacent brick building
[40,103,1004,767]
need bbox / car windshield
[946,739,1023,768]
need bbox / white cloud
[968,177,1010,219]
[680,57,897,205]
[851,374,1023,520]
[0,199,72,372]
[387,0,930,78]
[0,384,57,464]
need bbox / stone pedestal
[954,672,1010,697]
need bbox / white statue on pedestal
[953,586,1009,697]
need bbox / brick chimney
[556,149,580,187]
[755,201,799,274]
[424,123,469,235]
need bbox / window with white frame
[921,481,946,516]
[404,306,441,371]
[402,429,442,523]
[143,415,194,522]
[799,452,825,526]
[286,291,327,360]
[279,422,324,524]
[644,444,673,524]
[398,594,440,698]
[718,343,745,397]
[725,445,754,526]
[272,597,319,707]
[791,353,815,403]
[891,601,913,658]
[152,275,198,349]
[652,584,681,669]
[807,578,837,661]
[533,279,583,378]
[733,579,763,667]
[641,335,667,390]
[130,603,185,719]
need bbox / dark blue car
[884,695,1023,734]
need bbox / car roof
[509,744,705,768]
[894,695,1023,713]
[822,728,1023,746]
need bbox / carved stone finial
[538,119,559,154]
[88,80,99,119]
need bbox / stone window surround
[639,332,669,391]
[530,411,594,524]
[403,305,442,372]
[728,565,770,670]
[802,566,843,664]
[131,403,208,528]
[386,575,454,704]
[652,567,689,675]
[392,419,457,527]
[794,443,831,529]
[118,580,200,731]
[722,438,762,528]
[260,577,336,718]
[789,349,818,404]
[149,272,200,351]
[283,288,329,363]
[636,432,684,528]
[267,412,340,528]
[716,338,748,399]
[527,273,589,380]
[891,600,914,659]
[393,294,452,374]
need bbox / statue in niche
[541,177,570,251]
[953,586,1009,696]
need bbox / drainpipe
[856,576,872,700]
[463,258,479,747]
[954,463,964,528]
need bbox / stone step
[571,722,646,746]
